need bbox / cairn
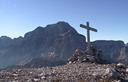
[68,47,103,64]
[68,22,102,64]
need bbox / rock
[12,73,18,77]
[30,72,33,74]
[17,69,22,72]
[33,78,40,82]
[104,68,111,75]
[116,63,125,68]
[126,68,128,72]
[115,80,121,82]
[68,61,72,64]
[85,55,96,63]
[41,76,46,80]
[38,73,44,76]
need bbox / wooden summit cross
[80,22,97,52]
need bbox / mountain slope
[0,21,86,68]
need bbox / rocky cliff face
[0,21,86,68]
[92,40,128,64]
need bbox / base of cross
[68,46,106,64]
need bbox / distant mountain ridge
[0,21,128,68]
[92,40,128,64]
[0,21,86,68]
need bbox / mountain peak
[0,36,12,40]
[56,21,70,25]
[36,26,43,30]
[34,26,44,32]
[56,21,73,29]
[46,21,72,29]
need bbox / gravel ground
[0,62,127,82]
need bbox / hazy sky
[0,0,128,42]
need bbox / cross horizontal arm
[80,24,97,32]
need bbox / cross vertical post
[86,22,91,50]
[80,22,97,53]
